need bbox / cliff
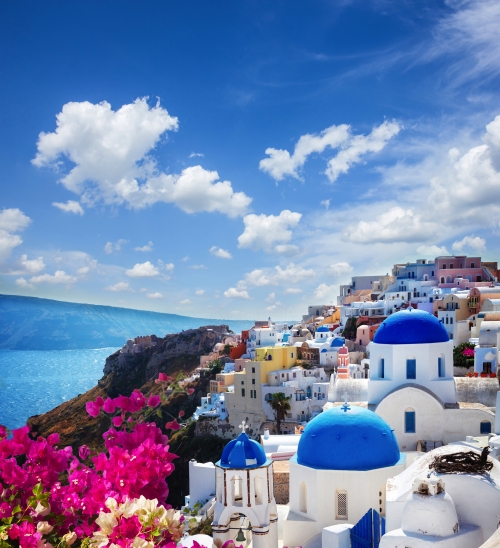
[0,294,252,350]
[27,325,231,507]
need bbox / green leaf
[11,505,21,515]
[156,409,163,418]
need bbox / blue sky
[1,0,500,320]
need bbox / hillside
[0,294,252,350]
[27,324,231,508]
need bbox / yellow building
[225,347,297,434]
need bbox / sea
[0,347,118,431]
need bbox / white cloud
[29,270,77,285]
[2,254,45,276]
[416,245,450,257]
[329,262,353,277]
[135,241,153,252]
[180,298,191,304]
[104,239,128,254]
[33,99,251,218]
[52,200,84,215]
[195,289,205,296]
[314,283,337,301]
[238,210,302,252]
[265,292,276,303]
[77,266,90,275]
[325,121,401,182]
[163,262,175,271]
[224,287,250,299]
[104,281,134,292]
[259,120,400,183]
[239,262,315,289]
[321,199,330,210]
[15,277,34,289]
[284,287,303,294]
[189,152,204,158]
[452,235,486,253]
[260,124,350,180]
[190,264,207,270]
[125,261,159,278]
[147,292,163,299]
[275,244,300,256]
[210,246,232,259]
[0,208,31,262]
[181,256,189,261]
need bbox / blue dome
[373,308,449,345]
[296,406,400,471]
[218,433,268,469]
[316,326,330,333]
[330,337,345,348]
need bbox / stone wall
[455,377,499,407]
[272,461,290,504]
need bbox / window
[450,318,453,324]
[481,421,492,434]
[438,356,445,378]
[445,317,448,324]
[255,476,264,505]
[380,358,385,379]
[241,380,244,385]
[252,367,255,373]
[241,388,245,397]
[406,359,416,380]
[252,379,255,384]
[299,482,307,513]
[449,264,454,269]
[405,410,416,433]
[291,353,294,358]
[336,490,348,520]
[471,262,475,268]
[431,271,434,276]
[442,264,446,269]
[231,475,243,506]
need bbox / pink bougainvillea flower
[0,425,7,439]
[187,388,195,395]
[112,416,123,428]
[102,397,116,414]
[155,372,172,384]
[78,445,90,460]
[113,395,132,412]
[47,433,60,445]
[86,401,101,418]
[165,420,181,431]
[147,395,161,408]
[178,410,185,417]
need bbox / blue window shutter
[405,411,416,433]
[480,422,492,434]
[438,357,444,377]
[406,359,416,379]
[380,358,385,379]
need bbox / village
[171,253,500,548]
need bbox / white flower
[36,521,54,534]
[62,532,77,545]
[35,502,51,516]
[95,511,118,536]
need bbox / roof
[218,433,269,469]
[373,308,449,345]
[296,405,400,471]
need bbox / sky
[1,0,500,320]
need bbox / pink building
[435,255,494,288]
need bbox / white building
[283,405,405,547]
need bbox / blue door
[351,509,385,548]
[406,359,416,379]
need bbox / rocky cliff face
[28,325,228,449]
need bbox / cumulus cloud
[15,277,34,289]
[325,121,401,182]
[314,283,337,301]
[52,200,84,215]
[2,254,45,276]
[105,281,134,292]
[190,264,207,270]
[135,241,153,252]
[0,208,31,262]
[452,235,486,253]
[284,287,303,294]
[147,292,163,299]
[259,120,400,183]
[104,239,128,254]
[189,152,204,158]
[224,287,250,299]
[33,99,251,217]
[125,261,160,278]
[210,246,232,259]
[29,270,77,285]
[321,199,330,210]
[416,244,450,256]
[329,262,353,277]
[238,210,302,252]
[275,244,300,256]
[195,289,205,295]
[239,262,314,289]
[180,298,191,304]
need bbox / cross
[239,420,249,433]
[341,392,350,413]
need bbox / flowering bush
[453,342,476,369]
[0,374,195,548]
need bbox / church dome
[218,433,268,469]
[296,406,400,471]
[330,337,345,348]
[373,308,449,345]
[316,326,330,333]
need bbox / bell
[236,528,246,542]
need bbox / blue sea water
[0,348,118,431]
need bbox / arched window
[254,476,264,505]
[231,475,243,506]
[336,490,348,520]
[406,358,416,380]
[440,277,445,283]
[405,408,416,433]
[379,358,385,379]
[438,355,445,378]
[268,354,272,361]
[299,482,307,513]
[480,421,492,434]
[466,275,472,281]
[217,474,223,503]
[423,274,429,281]
[446,275,452,283]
